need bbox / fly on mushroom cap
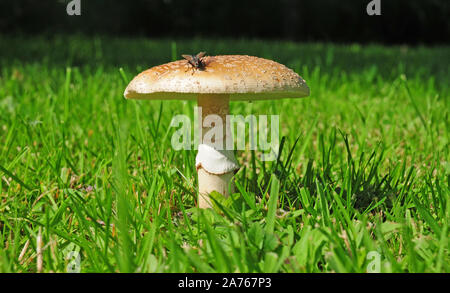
[124,55,309,101]
[124,54,310,209]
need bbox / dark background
[1,0,449,44]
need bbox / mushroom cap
[124,55,309,101]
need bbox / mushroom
[124,55,309,208]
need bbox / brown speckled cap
[124,55,309,101]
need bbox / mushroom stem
[196,94,238,208]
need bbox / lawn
[0,35,448,273]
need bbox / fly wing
[196,52,206,59]
[181,54,194,62]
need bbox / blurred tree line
[0,0,448,44]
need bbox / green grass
[0,35,448,273]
